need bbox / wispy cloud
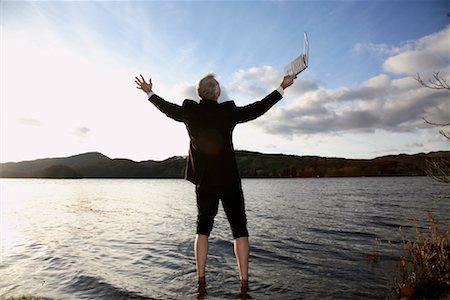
[72,127,91,138]
[355,25,450,75]
[17,118,43,127]
[354,42,404,57]
[231,66,281,99]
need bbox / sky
[1,0,449,163]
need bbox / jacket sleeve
[235,90,283,123]
[148,94,183,122]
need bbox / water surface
[1,177,449,299]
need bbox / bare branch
[422,118,450,141]
[438,129,450,140]
[423,117,450,127]
[417,71,450,183]
[416,72,450,91]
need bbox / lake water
[1,177,449,299]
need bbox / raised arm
[135,74,183,122]
[236,75,296,123]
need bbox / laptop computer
[284,32,309,76]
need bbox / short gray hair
[197,73,220,100]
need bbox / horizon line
[1,149,449,165]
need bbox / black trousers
[195,181,249,239]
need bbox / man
[135,73,296,296]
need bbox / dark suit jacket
[149,90,283,185]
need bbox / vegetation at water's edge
[389,71,450,299]
[388,212,450,300]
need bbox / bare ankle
[240,279,248,287]
[239,279,251,298]
[198,276,206,285]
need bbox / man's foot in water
[236,279,252,299]
[197,276,207,299]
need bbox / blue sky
[1,0,449,163]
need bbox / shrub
[393,212,449,299]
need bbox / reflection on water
[1,177,449,299]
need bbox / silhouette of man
[135,73,296,296]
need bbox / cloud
[177,85,199,101]
[406,142,424,149]
[384,51,446,75]
[230,66,319,102]
[72,127,91,138]
[17,118,43,126]
[229,27,450,138]
[260,76,448,136]
[230,66,281,98]
[356,26,450,75]
[354,42,402,57]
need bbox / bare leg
[195,234,209,279]
[234,236,249,282]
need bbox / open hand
[135,75,152,93]
[280,75,297,90]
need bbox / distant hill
[235,150,449,178]
[1,150,449,179]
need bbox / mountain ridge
[1,150,449,179]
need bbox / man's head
[197,73,221,100]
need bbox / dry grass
[392,212,450,299]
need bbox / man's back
[183,99,240,186]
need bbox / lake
[1,177,449,299]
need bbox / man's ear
[216,86,221,100]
